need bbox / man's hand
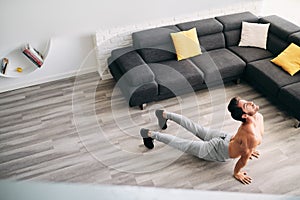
[250,150,260,159]
[234,171,252,184]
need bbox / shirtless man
[140,97,264,184]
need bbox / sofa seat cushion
[278,82,300,120]
[137,48,177,63]
[228,46,273,63]
[245,58,300,97]
[149,59,204,95]
[191,48,246,84]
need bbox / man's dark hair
[227,97,246,123]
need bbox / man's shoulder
[239,122,255,131]
[238,123,257,139]
[256,112,264,119]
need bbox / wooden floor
[0,72,300,196]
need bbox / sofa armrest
[289,32,300,46]
[111,47,155,87]
[259,15,300,41]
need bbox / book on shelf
[1,58,8,74]
[22,44,44,67]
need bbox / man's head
[227,97,259,122]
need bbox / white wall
[0,0,263,92]
[261,0,300,25]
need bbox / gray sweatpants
[152,112,232,162]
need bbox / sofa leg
[139,103,147,110]
[295,120,300,128]
[235,78,241,85]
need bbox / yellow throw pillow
[271,43,300,76]
[170,27,202,61]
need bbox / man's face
[238,99,259,116]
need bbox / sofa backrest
[176,18,225,51]
[288,32,300,46]
[132,25,180,63]
[259,15,300,55]
[215,12,259,47]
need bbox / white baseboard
[0,66,98,93]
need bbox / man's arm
[234,152,252,184]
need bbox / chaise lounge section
[107,11,300,127]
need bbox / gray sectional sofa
[107,12,300,127]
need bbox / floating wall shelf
[0,39,51,78]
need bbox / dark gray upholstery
[215,12,259,31]
[191,49,245,84]
[132,25,180,48]
[223,29,241,47]
[198,33,225,51]
[176,18,223,36]
[107,11,300,123]
[216,12,259,47]
[149,60,204,96]
[132,25,180,63]
[112,49,155,86]
[288,32,300,46]
[228,46,273,63]
[245,58,300,97]
[259,15,300,40]
[266,33,290,56]
[278,82,300,120]
[137,48,177,63]
[176,18,225,51]
[118,80,159,107]
[260,15,300,56]
[109,46,136,62]
[108,58,158,107]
